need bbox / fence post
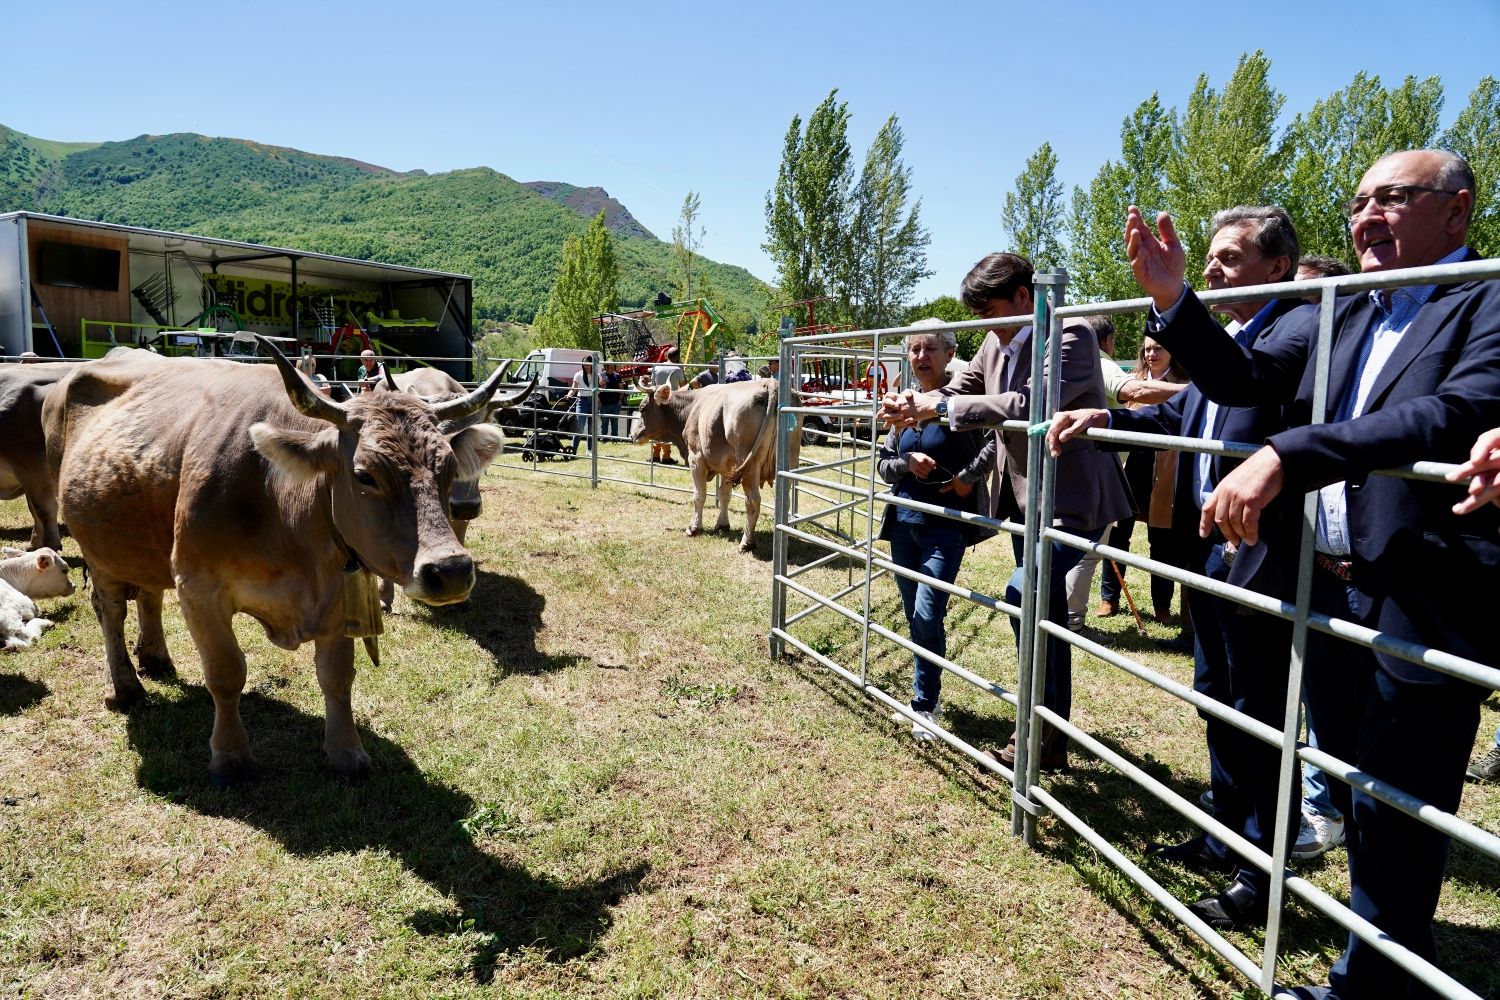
[1012,269,1068,842]
[770,333,793,659]
[589,353,600,488]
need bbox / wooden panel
[26,221,131,355]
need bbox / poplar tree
[1165,51,1287,265]
[1067,95,1172,354]
[1001,142,1065,268]
[1283,73,1444,262]
[848,115,932,328]
[763,90,854,313]
[670,190,705,303]
[533,211,619,349]
[1442,76,1500,257]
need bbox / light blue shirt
[1315,245,1471,556]
[1196,303,1274,508]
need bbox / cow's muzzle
[450,498,482,522]
[406,552,476,605]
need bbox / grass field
[1,440,1496,998]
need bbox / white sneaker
[890,704,939,741]
[1292,809,1345,860]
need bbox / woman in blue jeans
[877,321,996,739]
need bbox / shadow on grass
[0,525,32,545]
[126,685,648,981]
[0,672,48,714]
[418,569,578,678]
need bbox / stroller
[517,392,575,462]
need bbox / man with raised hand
[1050,205,1307,932]
[1123,150,1500,1000]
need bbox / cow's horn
[487,377,537,413]
[382,367,398,392]
[430,364,517,421]
[257,335,348,426]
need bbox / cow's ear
[447,424,504,482]
[654,384,672,403]
[250,423,341,481]
[35,552,51,571]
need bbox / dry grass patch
[0,443,1495,998]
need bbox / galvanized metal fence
[767,261,1500,999]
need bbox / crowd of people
[876,148,1499,1000]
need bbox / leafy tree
[907,295,983,359]
[670,190,704,303]
[1067,95,1173,355]
[532,211,619,349]
[1442,76,1500,257]
[1001,142,1065,268]
[1283,73,1444,262]
[763,90,854,314]
[1165,51,1287,265]
[848,115,932,328]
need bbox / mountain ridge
[0,125,768,326]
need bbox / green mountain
[0,127,770,325]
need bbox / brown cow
[630,378,797,552]
[0,363,77,551]
[43,341,521,783]
[381,363,526,544]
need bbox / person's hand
[1447,427,1500,514]
[906,452,936,479]
[878,389,938,428]
[1201,446,1284,545]
[1125,206,1187,311]
[940,476,974,498]
[1047,408,1109,457]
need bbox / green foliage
[670,190,704,303]
[849,115,932,329]
[1067,96,1173,356]
[906,295,983,359]
[1002,142,1066,268]
[533,212,619,349]
[1165,51,1287,265]
[763,90,855,314]
[1283,73,1444,262]
[1442,76,1500,257]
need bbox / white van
[510,348,595,398]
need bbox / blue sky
[5,0,1498,303]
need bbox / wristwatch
[935,399,949,425]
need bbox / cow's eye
[353,468,378,488]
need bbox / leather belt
[1315,552,1354,582]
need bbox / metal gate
[767,262,1500,999]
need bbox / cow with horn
[43,339,529,783]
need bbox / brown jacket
[940,322,1132,532]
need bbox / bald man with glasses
[1119,149,1498,999]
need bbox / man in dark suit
[1049,205,1306,931]
[879,253,1133,771]
[1124,150,1500,999]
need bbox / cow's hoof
[208,757,260,788]
[104,685,146,713]
[685,527,701,537]
[329,751,373,784]
[739,541,755,554]
[136,653,177,680]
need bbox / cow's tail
[727,383,777,488]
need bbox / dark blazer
[940,323,1133,532]
[1114,298,1306,597]
[1148,255,1500,687]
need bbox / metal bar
[770,334,793,658]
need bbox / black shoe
[1146,835,1236,876]
[1187,879,1267,931]
[1155,632,1195,653]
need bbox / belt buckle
[1316,553,1353,582]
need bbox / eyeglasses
[1343,184,1459,220]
